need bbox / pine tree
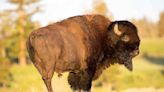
[92,0,113,20]
[6,0,40,66]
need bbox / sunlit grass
[116,57,164,90]
[6,65,72,92]
[140,38,164,54]
[8,65,45,92]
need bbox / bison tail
[26,36,35,62]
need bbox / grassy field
[140,38,164,54]
[0,38,164,92]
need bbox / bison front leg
[68,72,91,92]
[68,71,94,92]
[68,72,81,92]
[80,63,96,92]
[79,71,92,92]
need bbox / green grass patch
[140,38,164,54]
[7,65,45,92]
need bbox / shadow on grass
[143,53,164,66]
[161,70,164,75]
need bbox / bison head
[107,21,140,71]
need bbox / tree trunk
[18,3,26,66]
[19,33,26,66]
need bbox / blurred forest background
[0,0,164,92]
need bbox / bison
[26,14,140,92]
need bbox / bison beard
[114,51,133,71]
[26,14,140,92]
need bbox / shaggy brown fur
[26,14,140,92]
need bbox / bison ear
[121,35,130,42]
[114,24,122,36]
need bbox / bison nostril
[138,50,140,54]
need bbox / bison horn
[114,24,122,36]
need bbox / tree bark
[18,2,26,66]
[19,33,26,66]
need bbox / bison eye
[125,44,131,50]
[125,43,133,49]
[126,43,139,52]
